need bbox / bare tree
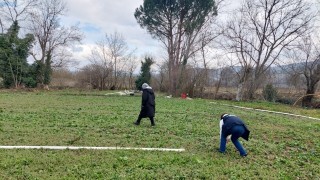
[28,0,83,87]
[284,72,304,92]
[51,47,78,68]
[285,35,320,107]
[76,64,109,90]
[87,32,136,90]
[104,32,133,89]
[121,54,138,89]
[153,60,170,92]
[88,42,113,90]
[51,68,76,87]
[221,0,316,100]
[212,66,238,98]
[181,57,203,97]
[0,0,38,32]
[89,31,135,90]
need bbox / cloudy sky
[60,0,161,68]
[55,0,252,70]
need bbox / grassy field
[0,90,319,179]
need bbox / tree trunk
[236,82,244,101]
[44,52,52,85]
[170,63,179,96]
[173,65,178,96]
[214,76,222,99]
[247,82,256,100]
[302,87,316,107]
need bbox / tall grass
[0,90,319,179]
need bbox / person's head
[142,83,152,89]
[220,113,229,119]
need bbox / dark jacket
[222,115,250,141]
[139,88,155,118]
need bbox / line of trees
[133,0,319,106]
[1,0,319,107]
[219,0,316,101]
[284,34,320,106]
[0,0,82,89]
[77,31,137,90]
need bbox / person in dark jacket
[134,83,156,126]
[219,113,250,157]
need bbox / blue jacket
[222,115,250,141]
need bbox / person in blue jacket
[219,113,250,157]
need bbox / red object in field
[181,93,187,99]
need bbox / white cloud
[59,0,160,68]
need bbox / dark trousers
[220,125,247,156]
[136,115,155,126]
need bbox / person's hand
[226,135,231,143]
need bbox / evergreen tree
[135,56,153,90]
[135,0,217,95]
[0,21,34,88]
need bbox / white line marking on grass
[0,146,185,152]
[210,102,320,121]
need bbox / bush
[263,84,278,102]
[22,77,37,88]
[276,97,295,105]
[0,77,3,88]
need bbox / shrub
[263,84,278,102]
[22,77,37,88]
[276,97,295,105]
[0,77,3,88]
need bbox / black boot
[134,117,141,125]
[150,117,155,126]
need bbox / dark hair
[220,113,228,119]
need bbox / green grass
[0,90,319,179]
[215,100,320,119]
